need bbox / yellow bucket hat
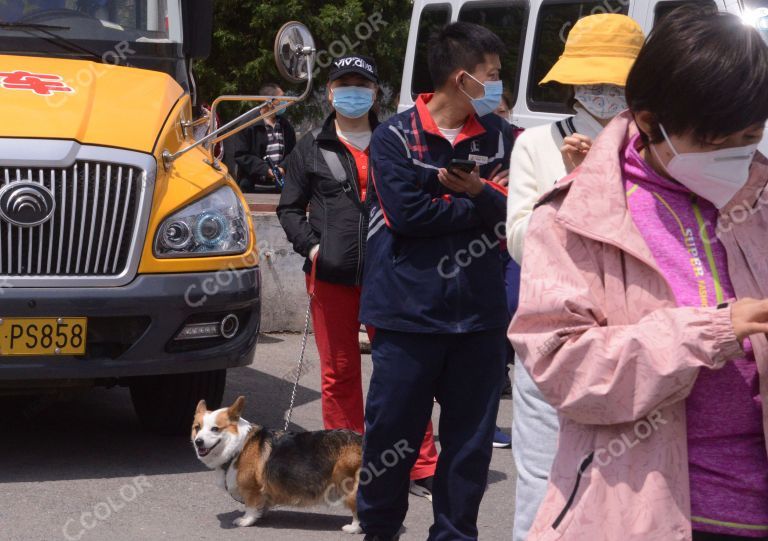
[540,14,645,87]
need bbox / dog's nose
[194,438,204,448]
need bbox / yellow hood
[0,54,184,153]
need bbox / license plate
[0,318,87,356]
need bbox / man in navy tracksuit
[358,22,511,541]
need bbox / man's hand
[267,168,276,179]
[731,298,768,342]
[561,133,593,174]
[488,163,509,187]
[438,166,485,197]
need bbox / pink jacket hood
[509,111,768,540]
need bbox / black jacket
[234,118,296,191]
[277,112,379,286]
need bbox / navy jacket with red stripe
[360,94,512,334]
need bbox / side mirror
[274,21,316,83]
[182,0,214,59]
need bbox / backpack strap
[320,147,349,190]
[312,128,366,213]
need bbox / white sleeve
[507,133,542,264]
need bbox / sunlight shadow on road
[487,469,509,486]
[0,366,321,484]
[216,509,350,532]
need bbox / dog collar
[220,457,235,474]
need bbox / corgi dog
[192,396,363,533]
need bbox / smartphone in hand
[448,159,476,174]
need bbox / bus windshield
[0,1,184,77]
[0,0,178,41]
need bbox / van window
[458,1,530,105]
[745,0,768,44]
[411,3,453,98]
[654,1,716,26]
[528,1,629,114]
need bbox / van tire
[129,370,226,435]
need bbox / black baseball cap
[328,55,379,84]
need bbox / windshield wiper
[0,22,70,31]
[0,21,107,64]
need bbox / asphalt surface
[0,333,515,541]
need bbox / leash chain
[284,294,312,431]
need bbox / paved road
[0,333,515,541]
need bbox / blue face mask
[267,98,287,117]
[460,72,503,117]
[332,86,374,119]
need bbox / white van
[399,0,768,129]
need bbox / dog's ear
[228,396,245,421]
[195,399,207,415]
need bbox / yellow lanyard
[628,183,724,307]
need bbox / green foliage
[196,0,413,125]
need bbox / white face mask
[654,123,758,209]
[574,84,627,120]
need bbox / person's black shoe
[364,535,400,541]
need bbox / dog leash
[284,257,317,432]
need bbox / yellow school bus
[0,0,316,433]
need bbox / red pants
[307,275,438,480]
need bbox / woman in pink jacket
[509,6,768,541]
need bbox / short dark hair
[427,22,506,89]
[259,82,282,96]
[626,5,768,144]
[501,90,514,109]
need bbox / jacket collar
[555,111,680,271]
[555,112,650,263]
[555,111,768,268]
[415,93,486,146]
[316,111,380,143]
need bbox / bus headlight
[155,187,249,257]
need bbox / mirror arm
[162,103,266,171]
[162,49,314,172]
[207,97,268,141]
[205,96,292,148]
